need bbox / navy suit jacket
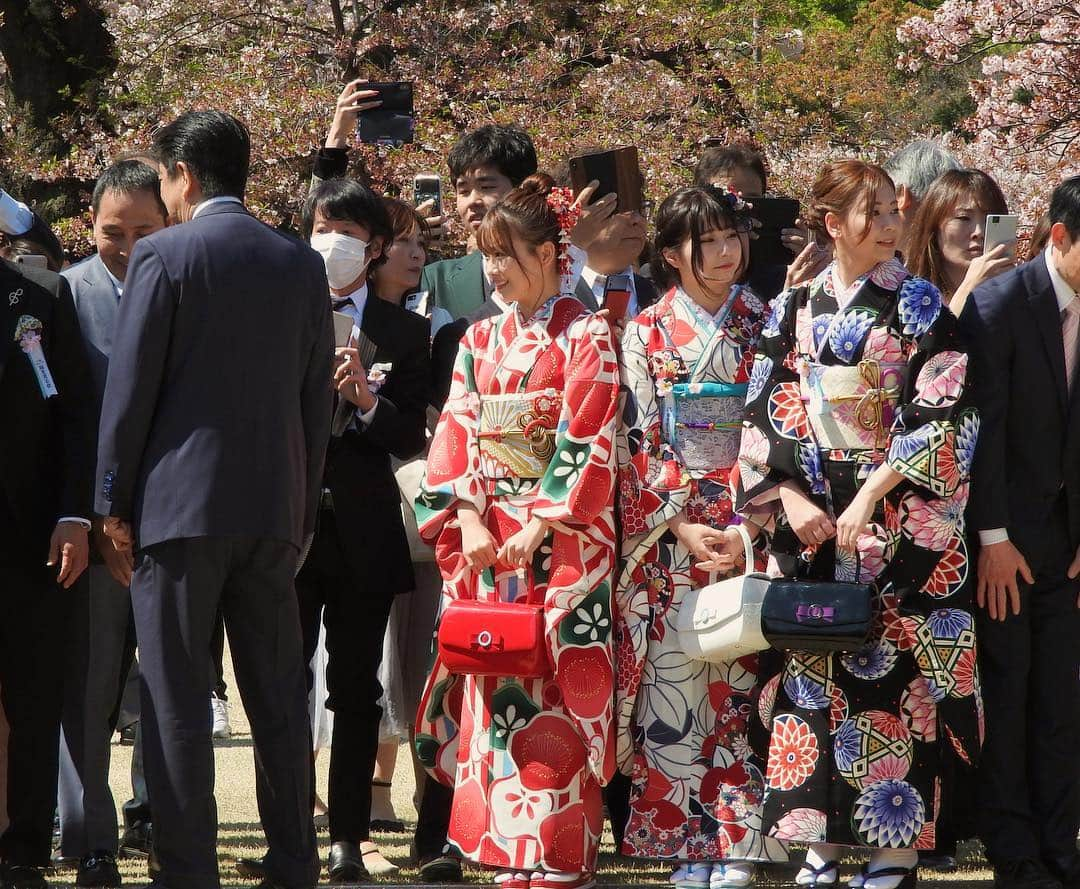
[95,202,334,551]
[959,253,1080,562]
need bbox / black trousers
[0,519,69,866]
[132,536,317,889]
[977,507,1080,868]
[296,509,395,844]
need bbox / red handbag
[437,599,551,678]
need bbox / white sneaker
[211,695,231,738]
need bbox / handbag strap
[733,522,755,577]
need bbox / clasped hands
[458,508,550,572]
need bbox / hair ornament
[546,187,581,297]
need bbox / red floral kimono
[414,295,619,875]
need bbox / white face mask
[310,232,370,290]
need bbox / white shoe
[211,695,231,738]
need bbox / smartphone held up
[355,81,415,146]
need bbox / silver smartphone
[332,311,355,349]
[413,173,442,216]
[984,214,1019,255]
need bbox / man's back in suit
[96,201,333,548]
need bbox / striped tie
[1064,299,1080,394]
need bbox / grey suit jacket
[63,254,118,413]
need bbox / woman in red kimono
[414,174,620,889]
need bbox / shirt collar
[582,265,636,294]
[103,263,123,299]
[1045,244,1077,313]
[338,282,369,318]
[191,196,244,219]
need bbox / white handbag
[675,523,771,663]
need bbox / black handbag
[761,578,875,653]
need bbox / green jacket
[419,250,487,321]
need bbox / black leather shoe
[995,860,1063,889]
[417,852,463,883]
[327,842,368,884]
[118,821,152,859]
[235,856,268,880]
[2,865,49,889]
[77,851,122,888]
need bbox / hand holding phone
[983,214,1019,256]
[569,147,643,213]
[327,79,383,149]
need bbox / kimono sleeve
[734,287,818,512]
[416,327,485,548]
[532,314,619,527]
[885,278,977,500]
[616,316,690,538]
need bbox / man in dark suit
[420,125,538,319]
[58,159,168,889]
[960,175,1080,889]
[0,254,95,889]
[96,111,332,889]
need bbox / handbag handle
[732,522,755,577]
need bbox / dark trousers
[210,611,227,701]
[414,778,453,859]
[296,509,395,844]
[132,536,317,889]
[977,510,1080,868]
[0,531,68,866]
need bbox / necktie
[1063,299,1080,394]
[331,296,353,311]
[595,275,608,308]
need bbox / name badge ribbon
[15,315,58,398]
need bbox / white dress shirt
[979,246,1078,547]
[191,195,244,219]
[333,283,379,426]
[0,189,34,236]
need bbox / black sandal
[798,860,840,886]
[369,779,407,833]
[850,865,918,889]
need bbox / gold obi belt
[800,359,907,451]
[662,382,748,473]
[477,389,562,480]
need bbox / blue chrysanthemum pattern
[852,779,926,847]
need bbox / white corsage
[15,315,58,398]
[367,361,393,394]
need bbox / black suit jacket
[573,272,658,314]
[95,202,334,551]
[960,254,1080,562]
[0,260,95,555]
[323,293,429,595]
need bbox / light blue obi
[662,381,748,472]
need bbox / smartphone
[413,173,442,216]
[356,81,414,146]
[13,253,48,270]
[603,274,633,319]
[568,147,643,213]
[748,197,800,270]
[332,311,355,349]
[984,214,1019,255]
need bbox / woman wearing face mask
[614,186,788,889]
[413,173,620,889]
[904,169,1012,315]
[735,160,982,889]
[291,178,430,884]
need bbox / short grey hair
[883,140,961,200]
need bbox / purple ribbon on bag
[796,604,835,623]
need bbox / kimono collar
[816,257,909,309]
[509,293,559,330]
[674,284,743,329]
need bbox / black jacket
[960,254,1080,561]
[323,293,430,595]
[0,260,95,555]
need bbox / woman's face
[482,234,553,306]
[376,225,426,297]
[937,201,985,273]
[665,226,748,298]
[830,181,900,270]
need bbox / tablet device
[356,81,415,146]
[568,147,643,213]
